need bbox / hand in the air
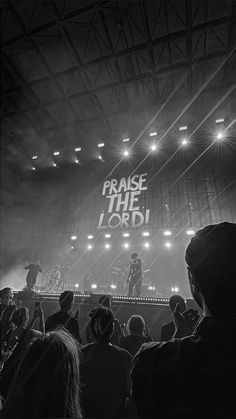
[34,306,44,320]
[73,307,80,319]
[173,303,200,338]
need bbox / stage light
[111,284,117,289]
[142,232,150,237]
[123,138,130,143]
[105,243,110,249]
[186,229,195,235]
[53,151,60,156]
[123,232,130,237]
[150,144,157,151]
[98,155,102,160]
[75,284,79,288]
[53,163,57,167]
[75,147,81,152]
[70,246,74,250]
[32,167,36,171]
[105,233,111,238]
[215,118,224,124]
[123,150,129,157]
[123,243,130,249]
[165,241,172,248]
[163,230,172,236]
[71,235,77,240]
[179,126,187,131]
[181,138,188,146]
[144,242,150,248]
[172,286,179,293]
[98,143,104,148]
[91,284,97,289]
[216,131,224,140]
[32,155,37,160]
[150,132,157,137]
[87,244,93,250]
[88,235,94,239]
[75,159,79,164]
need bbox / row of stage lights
[69,229,195,250]
[73,283,179,294]
[31,119,226,170]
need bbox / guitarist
[127,253,143,297]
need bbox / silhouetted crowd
[0,222,235,418]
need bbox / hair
[0,288,12,305]
[127,315,145,335]
[131,253,138,259]
[185,222,236,321]
[59,291,74,311]
[10,307,29,327]
[2,329,81,419]
[169,295,186,313]
[98,295,111,308]
[89,307,114,341]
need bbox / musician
[48,266,61,291]
[127,253,142,297]
[25,258,43,291]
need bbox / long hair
[2,329,82,419]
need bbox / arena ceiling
[1,0,236,169]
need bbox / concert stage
[15,290,198,342]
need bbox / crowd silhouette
[0,222,235,418]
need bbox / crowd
[0,221,235,418]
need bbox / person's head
[0,288,13,306]
[185,222,236,322]
[98,294,111,308]
[54,265,59,271]
[10,307,29,328]
[127,315,145,336]
[2,329,81,419]
[131,253,138,260]
[169,295,186,313]
[89,307,114,342]
[59,291,74,311]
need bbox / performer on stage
[48,266,61,291]
[24,258,43,291]
[127,253,142,297]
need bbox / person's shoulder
[111,343,132,359]
[161,320,174,329]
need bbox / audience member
[0,288,14,344]
[160,294,187,340]
[131,222,236,419]
[85,294,122,345]
[45,291,82,344]
[1,329,82,419]
[0,288,13,316]
[120,315,152,356]
[80,306,132,418]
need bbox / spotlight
[87,244,93,250]
[186,229,195,235]
[150,144,157,152]
[70,246,75,250]
[172,286,179,293]
[32,155,37,160]
[88,235,94,239]
[110,284,117,289]
[144,242,150,248]
[98,143,104,148]
[105,243,110,249]
[53,163,57,167]
[216,131,224,140]
[75,284,79,288]
[75,159,79,164]
[53,151,60,156]
[75,147,81,152]
[123,243,130,249]
[98,155,102,160]
[215,118,224,124]
[105,234,111,238]
[123,150,129,157]
[150,132,157,137]
[163,230,172,236]
[123,232,130,237]
[71,235,77,240]
[123,138,130,143]
[32,167,36,171]
[165,242,172,248]
[142,232,150,237]
[91,284,97,289]
[179,126,187,131]
[181,139,188,146]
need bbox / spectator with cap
[120,315,152,356]
[80,306,132,418]
[132,222,236,419]
[85,295,122,346]
[160,294,188,341]
[45,291,82,344]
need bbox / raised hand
[173,303,200,338]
